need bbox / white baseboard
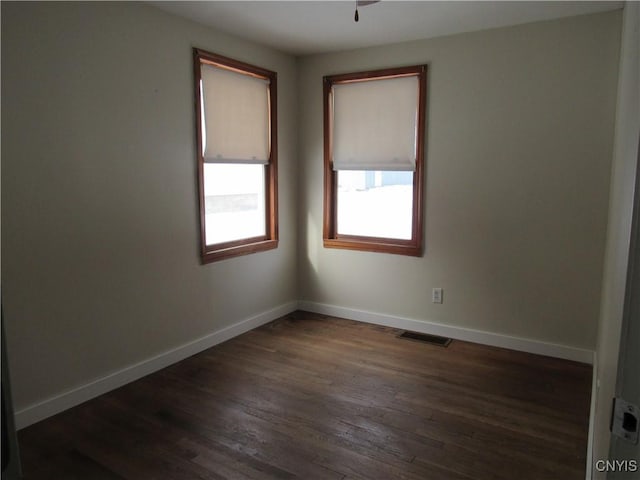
[15,300,595,430]
[14,301,298,430]
[586,353,598,480]
[298,301,595,364]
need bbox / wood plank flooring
[17,311,592,479]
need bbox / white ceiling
[150,1,623,56]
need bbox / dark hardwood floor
[17,311,592,479]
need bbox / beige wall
[298,11,621,350]
[592,2,640,475]
[1,2,298,411]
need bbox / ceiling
[150,1,623,56]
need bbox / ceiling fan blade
[357,0,380,7]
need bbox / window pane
[203,163,266,245]
[337,171,413,240]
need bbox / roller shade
[201,63,270,164]
[332,75,418,171]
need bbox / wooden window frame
[323,65,427,256]
[193,48,278,264]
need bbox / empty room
[2,1,639,479]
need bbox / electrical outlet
[432,288,443,304]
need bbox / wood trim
[193,50,208,260]
[202,239,278,264]
[193,48,278,263]
[267,73,279,243]
[322,77,335,240]
[194,48,274,80]
[323,238,422,257]
[413,65,427,250]
[203,235,269,252]
[327,65,426,84]
[322,65,428,256]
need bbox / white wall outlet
[432,287,443,304]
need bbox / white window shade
[201,64,270,164]
[332,75,418,171]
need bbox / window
[323,65,427,256]
[194,49,278,263]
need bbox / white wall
[298,11,621,351]
[592,2,640,476]
[1,2,298,418]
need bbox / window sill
[323,237,422,257]
[202,239,278,264]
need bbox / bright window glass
[203,163,266,245]
[337,171,413,240]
